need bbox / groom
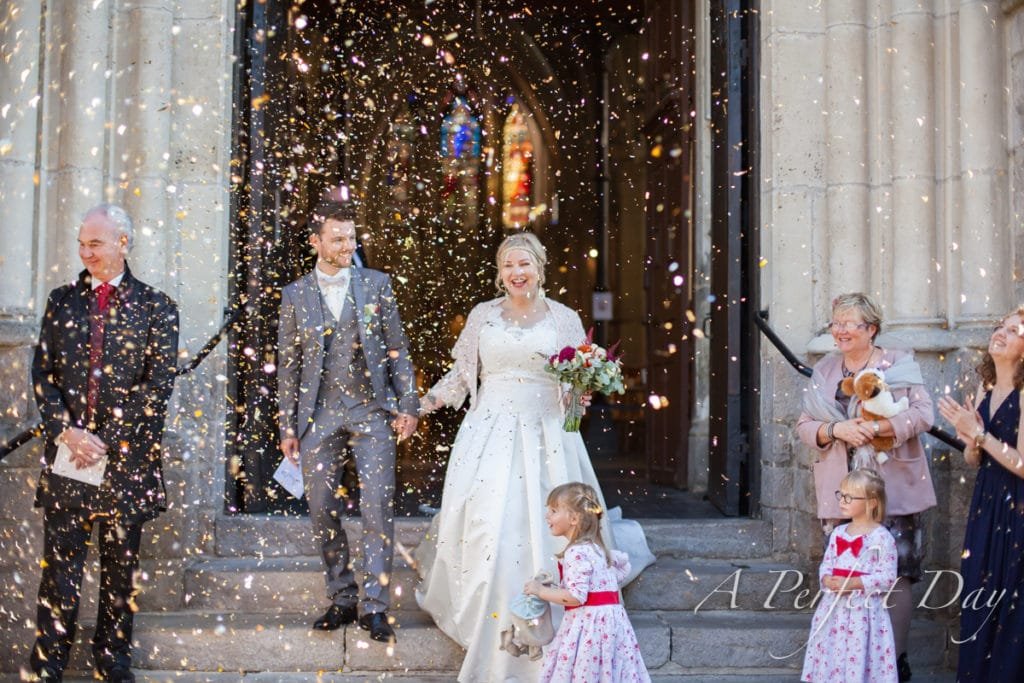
[277,201,418,642]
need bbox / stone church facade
[1,0,1023,674]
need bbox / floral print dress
[801,524,898,683]
[540,542,650,683]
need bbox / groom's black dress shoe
[313,604,358,630]
[358,611,396,642]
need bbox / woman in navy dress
[939,307,1024,682]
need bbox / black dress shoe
[358,611,396,642]
[313,603,358,630]
[897,653,912,682]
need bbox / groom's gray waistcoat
[277,267,418,442]
[319,289,372,408]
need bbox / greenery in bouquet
[543,329,624,431]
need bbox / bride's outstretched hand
[419,393,443,417]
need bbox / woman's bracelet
[826,421,837,441]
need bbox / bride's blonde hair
[547,482,611,566]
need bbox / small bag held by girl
[523,482,651,683]
[801,469,899,683]
[500,571,556,660]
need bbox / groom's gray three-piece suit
[277,266,418,615]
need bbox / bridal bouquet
[544,329,625,432]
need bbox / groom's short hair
[309,200,356,236]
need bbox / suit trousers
[300,399,395,615]
[31,507,143,676]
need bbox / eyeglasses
[992,324,1024,338]
[829,321,870,332]
[834,491,867,504]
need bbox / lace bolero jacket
[425,297,587,411]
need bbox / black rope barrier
[753,309,964,452]
[0,304,247,461]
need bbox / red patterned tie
[85,283,114,424]
[836,535,864,558]
[96,282,114,313]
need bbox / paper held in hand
[51,441,107,487]
[273,457,305,499]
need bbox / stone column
[0,0,43,314]
[889,0,937,320]
[958,0,1008,319]
[824,0,869,297]
[44,0,111,285]
[112,0,174,290]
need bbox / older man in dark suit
[29,204,179,682]
[277,201,418,643]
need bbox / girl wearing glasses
[796,292,936,682]
[801,469,898,683]
[938,307,1024,681]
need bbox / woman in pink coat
[796,292,936,683]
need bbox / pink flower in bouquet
[543,328,626,432]
[557,345,577,363]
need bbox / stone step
[59,609,951,675]
[0,673,960,682]
[213,515,773,560]
[183,555,811,614]
[623,557,815,611]
[182,556,422,614]
[214,516,431,558]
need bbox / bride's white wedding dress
[415,299,651,682]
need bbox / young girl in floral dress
[801,469,899,683]
[523,482,650,683]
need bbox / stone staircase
[10,515,957,682]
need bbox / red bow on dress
[836,535,863,558]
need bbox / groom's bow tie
[318,271,349,288]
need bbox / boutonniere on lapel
[363,303,380,327]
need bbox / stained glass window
[440,96,482,227]
[385,103,416,223]
[502,102,534,228]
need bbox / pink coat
[796,348,937,519]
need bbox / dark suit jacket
[32,265,180,521]
[277,267,418,442]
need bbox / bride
[416,232,647,682]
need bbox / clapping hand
[937,394,983,443]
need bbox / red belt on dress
[565,591,620,610]
[831,568,865,578]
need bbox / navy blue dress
[958,390,1024,681]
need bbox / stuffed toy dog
[840,368,909,468]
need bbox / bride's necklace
[842,346,875,378]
